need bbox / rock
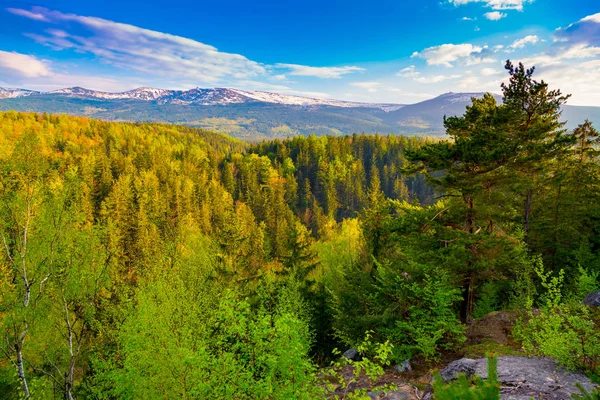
[439,358,478,381]
[342,348,360,360]
[367,389,413,400]
[438,356,597,399]
[467,311,516,346]
[584,289,600,307]
[383,391,410,400]
[394,359,412,374]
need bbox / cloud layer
[0,51,51,79]
[7,6,365,87]
[411,43,495,67]
[9,7,266,83]
[448,0,531,11]
[275,64,364,79]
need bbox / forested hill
[0,110,434,397]
[2,62,600,400]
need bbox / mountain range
[1,86,598,140]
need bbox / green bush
[573,383,600,399]
[325,331,396,399]
[329,258,465,362]
[514,302,600,373]
[376,264,466,361]
[513,266,600,374]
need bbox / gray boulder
[394,359,412,374]
[584,289,600,307]
[342,348,360,360]
[438,356,596,399]
[439,358,478,381]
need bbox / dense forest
[1,62,600,399]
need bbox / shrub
[376,264,466,361]
[513,266,600,374]
[325,331,396,399]
[514,302,600,373]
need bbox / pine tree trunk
[464,194,475,234]
[523,188,533,242]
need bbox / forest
[1,61,600,399]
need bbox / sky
[0,0,599,105]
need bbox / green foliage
[94,250,319,399]
[514,302,600,374]
[1,59,600,397]
[432,355,500,400]
[573,383,600,399]
[514,266,600,374]
[329,250,465,361]
[325,331,396,399]
[377,265,466,361]
[574,266,599,301]
[472,282,502,319]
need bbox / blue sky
[0,0,599,105]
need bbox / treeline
[250,134,435,219]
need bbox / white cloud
[398,65,462,83]
[235,80,331,98]
[0,52,145,92]
[509,35,539,49]
[23,74,144,92]
[386,87,434,98]
[0,50,52,79]
[525,60,600,106]
[484,12,506,21]
[448,0,531,11]
[560,43,600,59]
[5,8,49,21]
[462,17,476,21]
[582,13,600,24]
[412,43,490,67]
[8,7,267,83]
[275,64,364,79]
[554,12,600,51]
[397,65,420,78]
[351,81,381,92]
[480,67,502,76]
[414,74,461,83]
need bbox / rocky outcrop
[342,348,360,361]
[437,356,596,399]
[584,289,600,307]
[367,385,420,400]
[394,360,412,374]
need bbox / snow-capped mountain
[0,86,405,111]
[0,87,39,99]
[48,86,174,101]
[226,89,405,111]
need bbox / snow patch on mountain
[0,87,39,99]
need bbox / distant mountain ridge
[1,86,597,140]
[0,86,405,111]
